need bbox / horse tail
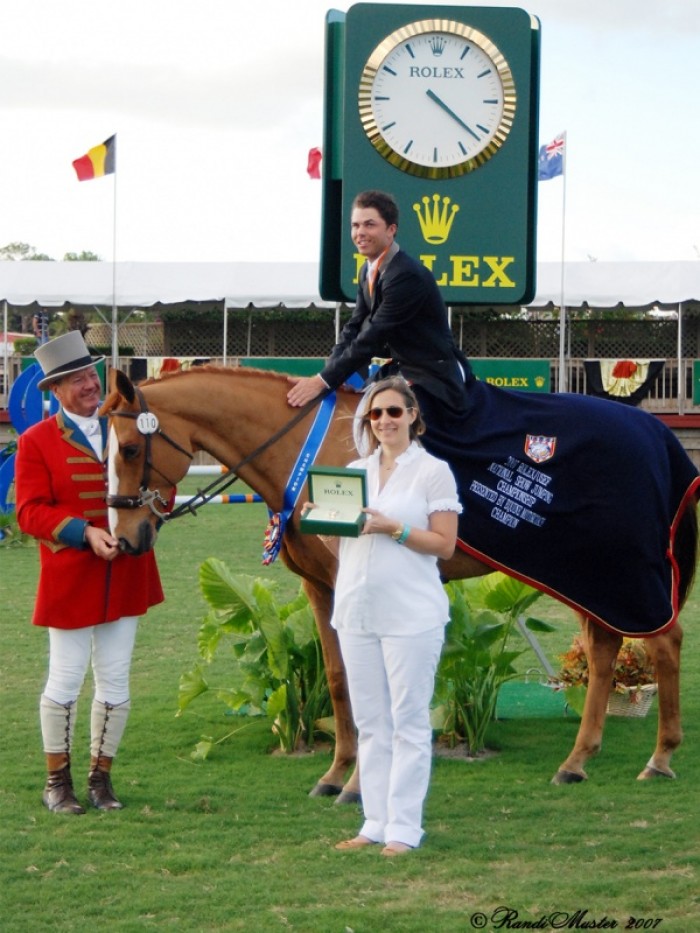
[675,497,699,609]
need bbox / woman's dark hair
[359,376,425,452]
[352,190,399,228]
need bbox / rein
[107,384,331,523]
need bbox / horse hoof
[551,769,587,785]
[637,765,676,780]
[334,790,362,806]
[308,782,342,798]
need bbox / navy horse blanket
[419,379,700,637]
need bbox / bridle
[105,386,194,519]
[105,383,330,523]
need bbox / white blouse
[331,442,462,636]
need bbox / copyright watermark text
[468,907,663,930]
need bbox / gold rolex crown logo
[413,194,460,245]
[429,36,446,56]
[535,376,545,388]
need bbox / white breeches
[44,616,138,706]
[338,626,444,848]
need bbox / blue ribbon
[262,392,336,565]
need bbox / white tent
[1,260,699,310]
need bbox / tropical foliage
[177,559,331,757]
[431,574,553,755]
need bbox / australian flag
[538,133,565,181]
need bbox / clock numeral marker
[460,47,470,60]
[433,147,439,163]
[476,124,489,134]
[382,65,397,77]
[382,122,397,132]
[458,141,468,155]
[483,99,499,105]
[374,96,390,101]
[405,43,415,59]
[403,140,413,155]
[477,69,492,78]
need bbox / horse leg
[637,624,683,779]
[552,616,621,784]
[300,577,358,800]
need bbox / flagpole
[2,300,8,405]
[111,158,118,370]
[557,131,568,393]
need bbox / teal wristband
[396,524,411,545]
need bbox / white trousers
[44,616,138,706]
[338,626,444,848]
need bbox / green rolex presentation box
[300,466,368,537]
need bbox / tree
[63,251,101,261]
[0,241,53,261]
[0,243,102,262]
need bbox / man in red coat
[16,331,165,814]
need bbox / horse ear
[110,369,136,404]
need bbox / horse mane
[136,364,296,389]
[135,364,360,403]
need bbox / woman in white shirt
[314,376,462,856]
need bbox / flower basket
[555,635,657,719]
[606,683,657,718]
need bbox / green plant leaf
[190,738,214,761]
[253,580,288,680]
[564,684,586,717]
[285,603,317,648]
[196,612,226,662]
[523,616,557,633]
[479,573,542,614]
[214,687,255,712]
[177,664,209,712]
[198,559,258,625]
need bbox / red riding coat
[15,411,164,629]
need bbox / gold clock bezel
[358,19,517,179]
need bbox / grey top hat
[34,331,105,391]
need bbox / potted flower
[555,635,657,718]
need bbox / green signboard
[692,360,700,405]
[320,3,541,305]
[470,358,550,392]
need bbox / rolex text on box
[300,466,368,538]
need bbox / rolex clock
[320,4,540,306]
[359,20,516,178]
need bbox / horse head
[102,369,194,555]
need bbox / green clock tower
[320,3,541,305]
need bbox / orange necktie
[368,247,391,297]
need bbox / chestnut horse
[102,366,698,793]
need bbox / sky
[0,0,698,266]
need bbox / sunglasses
[367,405,412,421]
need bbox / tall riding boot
[40,695,85,815]
[88,699,130,810]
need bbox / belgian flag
[72,135,116,181]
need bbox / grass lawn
[1,485,699,932]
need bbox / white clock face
[359,21,516,178]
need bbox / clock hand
[425,89,480,142]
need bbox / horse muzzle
[116,519,158,556]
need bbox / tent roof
[1,260,699,311]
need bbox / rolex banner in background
[470,359,550,393]
[584,359,664,406]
